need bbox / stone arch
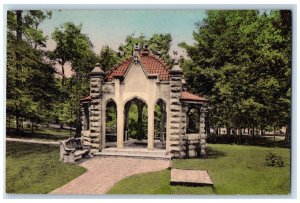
[122,95,148,107]
[154,98,167,149]
[105,98,117,147]
[123,97,148,145]
[186,104,200,134]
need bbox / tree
[98,45,120,72]
[180,10,291,142]
[118,33,173,65]
[50,22,97,135]
[51,22,93,81]
[118,33,147,59]
[7,10,56,134]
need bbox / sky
[39,9,206,54]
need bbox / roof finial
[141,43,150,56]
[90,63,105,77]
[134,43,140,51]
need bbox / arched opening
[124,98,148,148]
[186,106,200,134]
[154,99,167,149]
[82,103,90,131]
[105,100,117,148]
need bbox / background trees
[180,10,291,141]
[6,10,56,134]
[6,10,291,142]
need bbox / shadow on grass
[244,137,290,149]
[206,146,227,159]
[6,128,74,141]
[208,134,290,149]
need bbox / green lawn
[6,141,86,194]
[7,125,74,141]
[108,144,290,195]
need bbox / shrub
[265,152,285,167]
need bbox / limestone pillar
[117,104,124,148]
[89,64,105,153]
[200,106,208,157]
[169,60,183,158]
[147,104,154,150]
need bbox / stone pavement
[49,157,170,195]
[170,168,213,186]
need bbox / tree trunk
[15,109,20,135]
[273,126,276,146]
[8,113,11,132]
[16,10,22,41]
[61,63,65,85]
[226,127,230,144]
[76,110,82,137]
[21,119,24,132]
[137,102,143,140]
[31,117,34,134]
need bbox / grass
[108,144,290,195]
[6,125,74,141]
[6,141,86,194]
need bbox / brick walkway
[49,157,170,195]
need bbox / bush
[265,152,285,167]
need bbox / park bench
[60,137,90,163]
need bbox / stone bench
[60,137,90,163]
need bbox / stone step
[94,148,171,160]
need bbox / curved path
[49,157,170,195]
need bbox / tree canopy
[180,10,291,138]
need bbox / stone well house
[80,46,209,158]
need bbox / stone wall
[200,107,207,157]
[88,66,105,154]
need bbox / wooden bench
[60,137,90,163]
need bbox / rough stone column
[89,64,105,154]
[200,106,208,157]
[180,104,188,157]
[169,60,183,158]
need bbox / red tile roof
[140,54,169,80]
[106,53,169,81]
[180,91,209,102]
[106,58,133,82]
[80,96,91,102]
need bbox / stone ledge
[170,168,213,186]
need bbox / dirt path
[49,157,170,195]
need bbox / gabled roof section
[105,53,169,82]
[180,91,209,103]
[139,54,169,80]
[106,58,133,82]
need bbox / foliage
[118,33,173,65]
[6,10,57,133]
[98,45,120,72]
[109,144,290,194]
[180,10,291,139]
[6,142,86,194]
[50,22,97,134]
[265,152,285,167]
